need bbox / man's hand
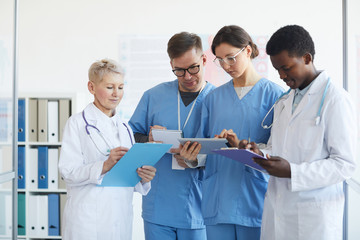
[253,154,291,178]
[170,141,202,168]
[148,125,166,142]
[238,140,263,156]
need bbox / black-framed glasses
[172,65,201,77]
[213,46,246,67]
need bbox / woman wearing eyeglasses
[58,59,156,240]
[181,25,283,239]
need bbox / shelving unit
[16,93,76,240]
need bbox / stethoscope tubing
[261,78,330,129]
[82,110,134,156]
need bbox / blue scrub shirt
[129,80,215,229]
[197,79,283,226]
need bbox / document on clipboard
[151,129,182,152]
[212,148,268,173]
[177,138,228,154]
[99,143,172,187]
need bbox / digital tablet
[178,138,228,154]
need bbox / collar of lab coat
[287,70,328,120]
[84,103,119,127]
[306,71,329,95]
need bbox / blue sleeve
[129,92,150,135]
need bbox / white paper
[151,129,182,152]
[172,155,185,170]
[151,129,184,170]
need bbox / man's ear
[88,81,95,94]
[202,53,207,67]
[303,53,313,65]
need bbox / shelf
[14,94,75,240]
[28,189,67,193]
[23,236,61,239]
[27,142,62,146]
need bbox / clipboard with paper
[99,143,172,187]
[212,148,268,173]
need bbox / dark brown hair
[167,32,203,60]
[211,25,259,59]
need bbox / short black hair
[266,25,315,60]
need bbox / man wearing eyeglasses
[129,32,215,240]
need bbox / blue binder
[48,194,60,236]
[18,146,25,189]
[18,99,25,142]
[38,146,48,189]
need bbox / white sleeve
[290,92,357,192]
[134,181,151,195]
[58,116,104,187]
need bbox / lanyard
[177,82,206,131]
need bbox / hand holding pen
[238,139,264,157]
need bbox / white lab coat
[261,71,357,240]
[59,103,150,240]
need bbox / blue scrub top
[197,79,283,227]
[129,80,215,229]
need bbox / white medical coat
[59,103,150,240]
[261,71,357,240]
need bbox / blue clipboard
[99,143,172,187]
[212,148,268,173]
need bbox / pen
[248,137,251,144]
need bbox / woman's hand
[215,129,240,147]
[102,147,129,174]
[137,165,157,183]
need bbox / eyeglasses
[172,65,201,77]
[213,46,246,67]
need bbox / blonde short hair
[88,58,124,83]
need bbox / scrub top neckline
[177,81,206,131]
[230,78,265,103]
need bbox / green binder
[18,193,26,235]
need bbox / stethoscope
[82,110,133,156]
[261,78,330,129]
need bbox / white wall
[11,0,360,239]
